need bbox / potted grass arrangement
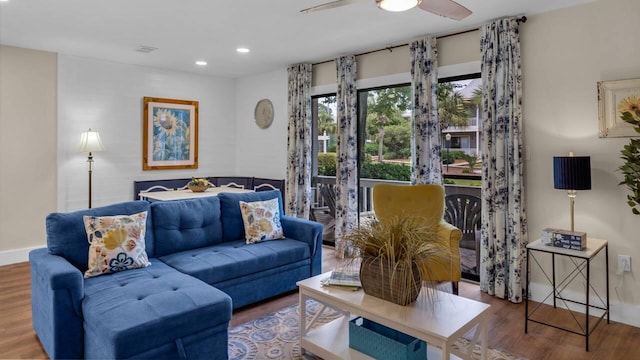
[344,216,448,306]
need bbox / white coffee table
[297,272,491,360]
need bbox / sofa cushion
[151,197,223,257]
[47,201,153,271]
[239,198,284,244]
[218,190,284,242]
[82,260,232,359]
[83,211,151,278]
[158,238,309,285]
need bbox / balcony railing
[312,175,482,281]
[312,175,481,216]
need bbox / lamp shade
[376,0,421,12]
[553,156,591,190]
[78,129,106,153]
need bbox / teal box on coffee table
[349,317,427,360]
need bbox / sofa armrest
[30,248,84,359]
[280,216,323,276]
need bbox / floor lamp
[78,129,106,208]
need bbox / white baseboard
[529,282,640,328]
[0,246,43,266]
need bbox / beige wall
[0,46,57,261]
[312,30,480,86]
[522,0,640,324]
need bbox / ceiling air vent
[135,45,158,53]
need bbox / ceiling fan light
[376,0,421,12]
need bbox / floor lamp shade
[78,129,106,208]
[78,129,106,153]
[553,156,591,190]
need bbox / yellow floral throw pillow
[239,198,284,244]
[83,211,151,278]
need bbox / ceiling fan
[301,0,472,21]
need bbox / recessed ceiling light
[236,48,250,54]
[195,60,207,66]
[0,0,10,3]
[135,45,158,53]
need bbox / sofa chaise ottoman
[30,190,322,359]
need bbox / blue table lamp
[553,152,591,232]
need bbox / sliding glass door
[311,74,482,281]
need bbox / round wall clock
[254,99,274,129]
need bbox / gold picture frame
[143,97,198,170]
[598,78,640,138]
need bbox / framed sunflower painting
[143,97,198,170]
[598,78,640,138]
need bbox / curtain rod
[312,15,527,66]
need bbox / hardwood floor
[2,246,638,359]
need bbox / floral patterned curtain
[479,18,528,303]
[410,36,442,185]
[334,56,359,258]
[285,63,313,219]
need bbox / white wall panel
[234,68,288,179]
[57,55,236,211]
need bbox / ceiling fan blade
[301,0,366,14]
[418,0,472,20]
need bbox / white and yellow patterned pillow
[83,211,151,278]
[239,198,284,244]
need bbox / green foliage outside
[441,149,467,165]
[364,142,381,156]
[382,124,411,159]
[361,161,411,181]
[437,82,470,129]
[317,152,411,181]
[318,153,337,176]
[441,150,455,165]
[317,102,336,135]
[365,87,412,162]
[451,178,483,187]
[315,81,483,188]
[459,153,479,174]
[319,151,481,185]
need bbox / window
[311,95,337,245]
[439,73,482,282]
[312,95,337,176]
[311,74,483,281]
[439,74,482,187]
[357,84,413,183]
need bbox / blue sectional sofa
[30,190,322,359]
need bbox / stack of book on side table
[321,269,361,291]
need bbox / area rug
[228,299,525,360]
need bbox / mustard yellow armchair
[372,183,463,294]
